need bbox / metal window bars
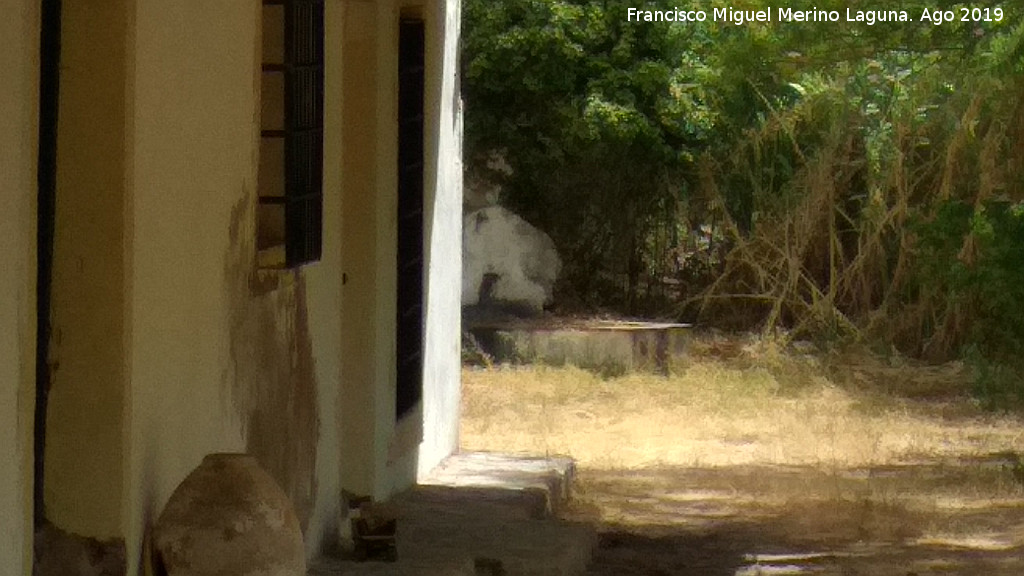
[260,0,324,267]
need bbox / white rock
[462,206,560,313]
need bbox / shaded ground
[573,463,1024,575]
[461,334,1024,575]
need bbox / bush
[462,1,1024,407]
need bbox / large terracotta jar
[152,453,306,576]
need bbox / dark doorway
[395,17,425,419]
[35,0,62,528]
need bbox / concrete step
[420,451,578,518]
[309,556,475,576]
[310,452,595,576]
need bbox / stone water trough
[466,317,691,375]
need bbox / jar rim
[203,452,256,461]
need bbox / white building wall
[418,0,464,478]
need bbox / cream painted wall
[338,0,421,500]
[339,0,390,498]
[0,1,38,573]
[126,0,343,569]
[126,3,252,568]
[339,0,463,496]
[370,0,405,499]
[22,0,462,571]
[45,0,129,540]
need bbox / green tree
[463,0,716,312]
[462,0,1024,349]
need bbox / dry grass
[462,338,1024,470]
[460,334,1024,575]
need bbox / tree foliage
[462,0,1024,387]
[464,0,722,310]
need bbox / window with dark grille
[259,0,324,268]
[395,17,425,419]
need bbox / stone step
[420,451,577,517]
[309,556,475,576]
[310,452,595,576]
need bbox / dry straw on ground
[462,336,1024,470]
[461,335,1024,575]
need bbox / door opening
[35,0,62,528]
[395,17,425,419]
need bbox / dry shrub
[689,70,1024,362]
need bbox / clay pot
[152,453,306,576]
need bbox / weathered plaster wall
[0,1,38,573]
[417,0,464,478]
[125,0,342,569]
[45,0,130,541]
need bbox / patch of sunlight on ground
[461,359,1024,470]
[734,565,810,575]
[915,534,1017,550]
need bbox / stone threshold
[309,451,595,576]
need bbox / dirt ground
[461,334,1024,575]
[572,463,1024,575]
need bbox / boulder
[462,206,560,315]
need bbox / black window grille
[259,0,324,267]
